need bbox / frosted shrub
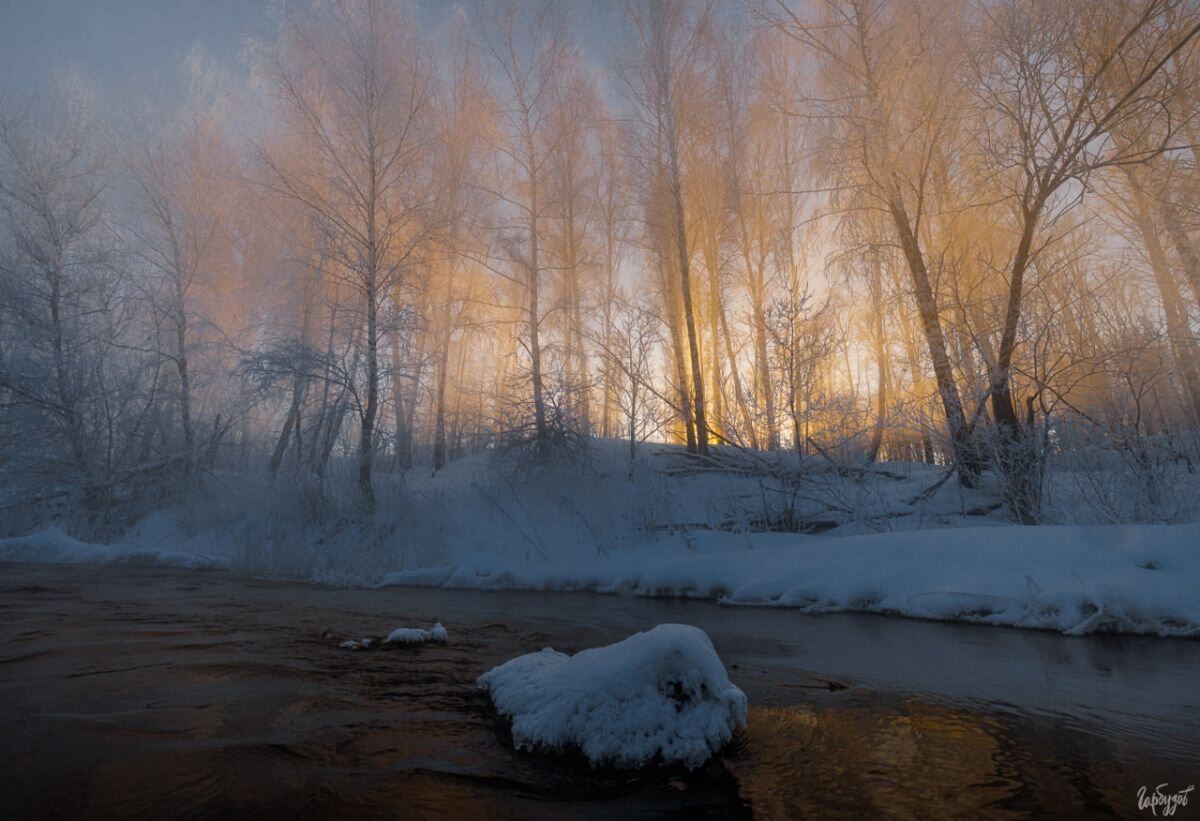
[1052,424,1200,524]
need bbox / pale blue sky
[0,1,625,100]
[0,0,271,96]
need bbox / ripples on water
[0,565,1195,819]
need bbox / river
[0,563,1195,819]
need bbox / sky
[0,0,626,102]
[0,0,271,97]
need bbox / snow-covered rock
[478,623,747,769]
[385,622,447,644]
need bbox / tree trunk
[669,160,707,454]
[527,138,549,461]
[268,376,305,478]
[172,289,194,473]
[1130,173,1200,425]
[1161,197,1200,310]
[706,242,724,440]
[886,189,979,483]
[432,335,451,473]
[865,259,888,464]
[564,192,590,434]
[359,284,379,512]
[660,247,695,449]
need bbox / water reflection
[1,564,1195,820]
[733,699,1186,819]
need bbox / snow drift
[478,624,748,769]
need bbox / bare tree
[625,0,713,455]
[479,0,576,462]
[969,0,1200,521]
[259,0,433,511]
[758,0,984,482]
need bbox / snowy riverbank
[379,523,1200,637]
[2,519,1196,637]
[2,444,1198,637]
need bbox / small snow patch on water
[385,622,448,644]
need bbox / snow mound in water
[385,622,447,644]
[478,623,747,769]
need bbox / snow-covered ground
[478,624,747,769]
[1,441,1197,637]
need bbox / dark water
[0,564,1195,819]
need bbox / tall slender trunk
[564,190,590,433]
[269,377,305,478]
[865,257,888,464]
[652,7,707,455]
[896,294,935,463]
[48,263,91,480]
[1161,197,1200,309]
[390,331,415,470]
[309,302,338,469]
[735,205,777,450]
[359,283,379,512]
[433,334,451,472]
[705,242,724,439]
[1129,173,1200,424]
[528,210,548,457]
[751,286,777,450]
[400,319,424,470]
[886,189,978,483]
[702,229,754,447]
[718,295,755,449]
[669,156,707,454]
[526,132,548,460]
[601,228,617,439]
[171,275,194,472]
[662,250,695,449]
[358,167,379,512]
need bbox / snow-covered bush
[1051,423,1200,524]
[478,624,747,769]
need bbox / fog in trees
[3,0,1200,536]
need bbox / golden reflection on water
[732,701,1136,820]
[4,566,1191,820]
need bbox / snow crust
[478,624,747,769]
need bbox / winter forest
[4,0,1200,593]
[2,1,1200,816]
[4,0,1200,528]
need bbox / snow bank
[385,622,448,644]
[3,445,1197,638]
[385,524,1200,638]
[478,624,747,769]
[0,527,230,570]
